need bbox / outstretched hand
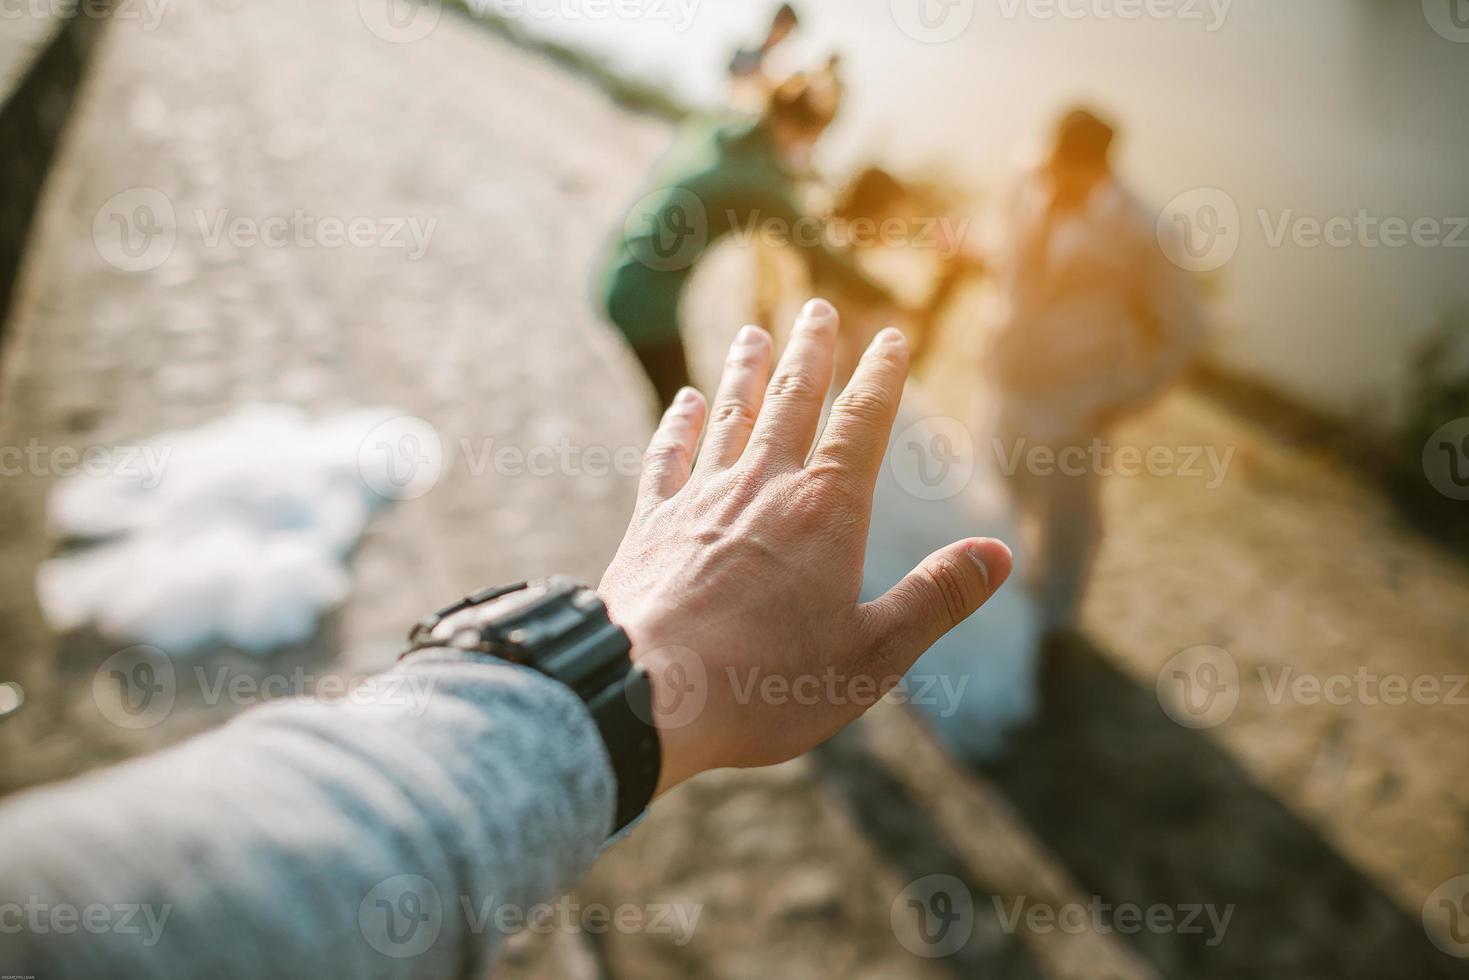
[599,298,1012,795]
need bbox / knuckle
[803,457,859,497]
[855,611,904,676]
[720,462,768,501]
[790,476,864,540]
[642,439,683,468]
[798,313,838,339]
[656,413,695,442]
[669,402,701,424]
[833,385,894,426]
[767,371,821,401]
[792,471,841,509]
[711,399,758,429]
[921,556,973,628]
[725,348,766,372]
[863,343,907,370]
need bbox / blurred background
[1,0,1467,977]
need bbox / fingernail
[736,325,762,345]
[966,545,992,596]
[801,297,836,321]
[675,387,700,406]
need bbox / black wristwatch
[402,577,660,833]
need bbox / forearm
[0,651,614,978]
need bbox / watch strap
[588,661,661,832]
[402,579,660,832]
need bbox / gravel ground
[0,2,1466,977]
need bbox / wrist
[408,579,661,832]
[601,599,709,797]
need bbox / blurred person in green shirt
[597,74,893,409]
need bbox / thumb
[859,538,1013,675]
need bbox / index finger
[806,326,909,494]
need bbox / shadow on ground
[815,636,1469,978]
[977,635,1469,979]
[814,730,1046,979]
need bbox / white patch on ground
[38,404,407,655]
[862,392,1043,760]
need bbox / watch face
[428,583,543,644]
[482,581,554,622]
[425,577,586,651]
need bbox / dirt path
[0,3,1466,977]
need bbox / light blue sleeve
[0,649,616,978]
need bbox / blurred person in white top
[991,107,1205,635]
